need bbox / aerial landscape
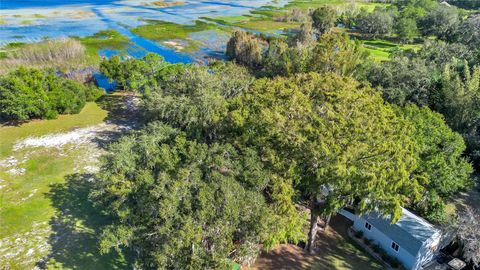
[0,0,479,269]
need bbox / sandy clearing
[13,123,130,151]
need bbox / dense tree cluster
[92,2,479,268]
[96,55,474,268]
[92,123,300,269]
[335,0,479,45]
[0,67,103,121]
[227,30,366,78]
[227,73,422,251]
[396,105,473,223]
[100,53,166,93]
[94,61,306,269]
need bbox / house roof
[361,207,441,255]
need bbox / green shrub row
[0,67,103,122]
[354,229,403,269]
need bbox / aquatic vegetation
[33,14,47,19]
[148,0,184,7]
[132,20,215,41]
[235,19,299,33]
[78,30,130,62]
[19,20,34,25]
[68,10,95,19]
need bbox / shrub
[390,257,401,268]
[356,7,394,38]
[371,244,381,253]
[378,249,388,259]
[281,8,310,23]
[0,67,93,121]
[311,6,337,34]
[354,230,364,239]
[85,84,105,102]
[363,238,372,246]
[381,253,390,262]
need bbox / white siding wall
[353,217,417,270]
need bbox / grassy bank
[0,103,107,157]
[362,39,422,61]
[284,0,388,11]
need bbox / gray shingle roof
[361,207,441,255]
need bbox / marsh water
[1,0,287,63]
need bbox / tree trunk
[323,213,332,230]
[306,203,319,253]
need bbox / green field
[0,101,130,269]
[362,39,422,61]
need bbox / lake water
[0,0,287,63]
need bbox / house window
[365,222,372,231]
[391,241,400,252]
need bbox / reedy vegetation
[0,39,88,74]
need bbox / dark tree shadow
[91,94,141,149]
[37,173,132,269]
[97,94,140,126]
[253,215,384,270]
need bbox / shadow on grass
[38,173,131,269]
[97,94,139,126]
[90,94,141,149]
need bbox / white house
[339,207,442,270]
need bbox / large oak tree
[228,72,420,252]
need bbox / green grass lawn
[362,39,422,61]
[0,102,107,157]
[0,102,130,269]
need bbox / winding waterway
[0,0,287,62]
